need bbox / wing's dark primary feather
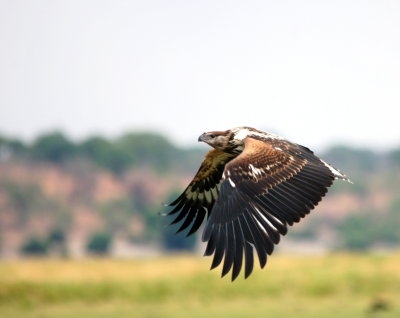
[165,148,236,236]
[202,136,336,281]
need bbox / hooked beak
[198,133,208,142]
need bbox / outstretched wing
[165,148,237,236]
[202,136,347,281]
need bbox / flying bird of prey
[164,127,350,281]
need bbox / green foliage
[329,178,368,195]
[78,132,199,174]
[322,145,382,194]
[31,131,76,163]
[337,207,400,250]
[390,197,400,212]
[48,228,65,244]
[0,130,208,175]
[178,146,207,173]
[389,148,400,167]
[115,132,178,173]
[20,236,49,255]
[86,232,112,255]
[0,135,27,159]
[288,224,317,240]
[160,190,196,251]
[337,213,374,250]
[162,225,197,251]
[47,228,69,257]
[323,145,379,173]
[79,136,131,174]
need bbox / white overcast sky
[1,0,399,150]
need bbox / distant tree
[48,228,68,257]
[48,228,65,244]
[178,147,206,173]
[86,232,112,255]
[288,224,317,240]
[162,225,197,251]
[389,197,400,212]
[79,136,111,160]
[79,132,180,174]
[116,132,177,173]
[31,131,76,163]
[78,132,202,174]
[337,214,373,250]
[0,135,27,160]
[6,139,27,156]
[328,179,368,196]
[386,198,400,243]
[337,208,400,250]
[21,236,49,255]
[79,136,131,174]
[323,145,379,173]
[389,148,400,167]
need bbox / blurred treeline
[0,131,399,258]
[0,131,203,174]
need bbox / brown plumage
[164,127,351,281]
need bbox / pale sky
[1,0,399,150]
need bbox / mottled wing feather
[166,148,237,236]
[202,137,336,281]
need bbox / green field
[0,254,399,318]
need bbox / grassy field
[0,253,399,318]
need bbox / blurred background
[1,1,399,317]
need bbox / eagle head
[198,128,245,154]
